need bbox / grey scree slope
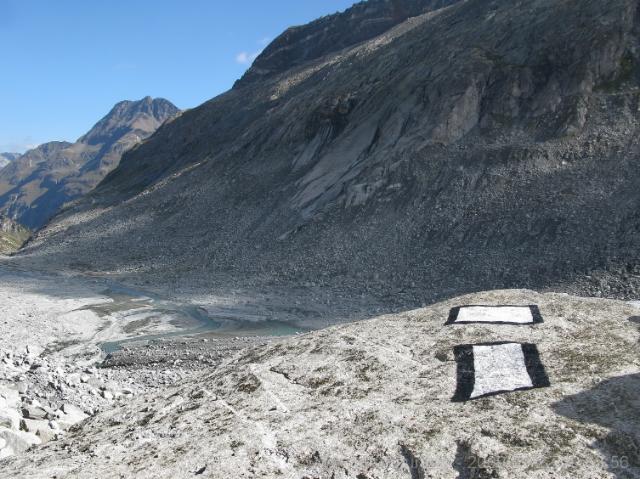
[14,0,640,308]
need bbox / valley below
[0,256,398,469]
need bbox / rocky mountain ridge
[17,0,640,308]
[0,97,179,230]
[236,0,460,87]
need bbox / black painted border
[452,344,475,402]
[445,305,544,326]
[451,342,551,402]
[522,343,551,389]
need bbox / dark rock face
[236,0,460,87]
[0,97,179,230]
[23,0,640,305]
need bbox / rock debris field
[0,263,276,463]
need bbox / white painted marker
[446,305,542,325]
[628,301,640,310]
[470,343,533,399]
[452,342,550,402]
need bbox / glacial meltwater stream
[74,282,310,355]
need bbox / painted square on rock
[452,342,550,402]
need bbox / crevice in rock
[268,366,308,388]
[268,366,291,381]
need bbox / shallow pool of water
[96,283,310,354]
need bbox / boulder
[35,428,56,443]
[0,428,40,455]
[0,409,21,430]
[20,405,48,420]
[0,385,19,406]
[55,404,88,431]
[19,418,49,435]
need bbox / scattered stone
[0,386,20,408]
[19,418,49,435]
[35,428,56,443]
[0,410,21,430]
[60,403,87,420]
[101,390,113,400]
[0,429,40,455]
[20,405,48,420]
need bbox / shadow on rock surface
[452,441,498,479]
[553,374,640,479]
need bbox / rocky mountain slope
[236,0,460,87]
[0,153,19,171]
[0,216,30,254]
[0,97,179,230]
[18,0,640,308]
[2,289,639,478]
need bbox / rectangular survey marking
[452,342,550,402]
[446,305,543,325]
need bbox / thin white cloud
[235,36,271,65]
[0,138,39,154]
[235,51,260,65]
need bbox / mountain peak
[79,97,180,146]
[0,97,180,230]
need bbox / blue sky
[0,0,355,153]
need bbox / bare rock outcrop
[1,290,639,478]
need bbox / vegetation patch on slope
[0,216,30,254]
